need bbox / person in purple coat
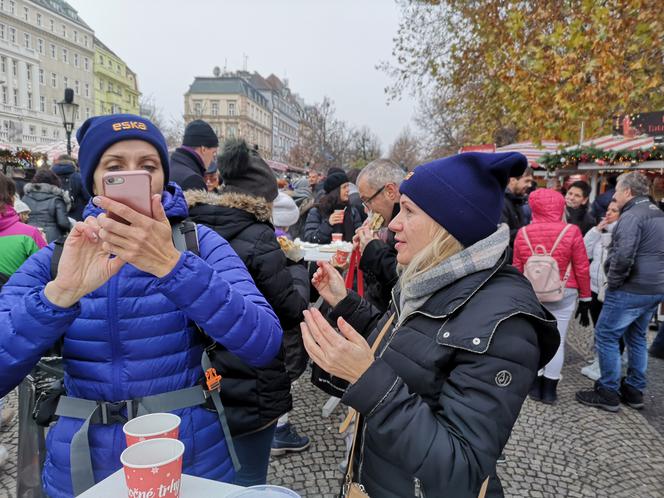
[0,114,282,498]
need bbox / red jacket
[513,189,591,299]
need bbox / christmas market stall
[0,148,49,177]
[539,134,664,203]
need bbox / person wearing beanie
[204,160,220,193]
[273,191,300,236]
[185,138,310,486]
[0,114,282,497]
[303,168,362,244]
[170,119,219,192]
[301,152,560,498]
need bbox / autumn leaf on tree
[382,0,664,147]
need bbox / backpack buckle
[204,367,222,395]
[98,401,128,425]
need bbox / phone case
[102,171,152,223]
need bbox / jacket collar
[393,250,509,319]
[184,189,272,223]
[621,195,649,214]
[172,147,206,177]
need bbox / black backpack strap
[50,237,67,280]
[171,221,200,256]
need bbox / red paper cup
[331,233,343,243]
[121,438,185,498]
[334,249,350,266]
[123,413,181,447]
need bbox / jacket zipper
[358,272,503,486]
[108,277,121,401]
[357,303,448,483]
[414,477,425,497]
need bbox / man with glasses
[170,119,219,191]
[354,159,405,311]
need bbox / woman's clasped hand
[301,308,373,385]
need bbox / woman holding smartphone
[0,114,282,498]
[301,152,559,498]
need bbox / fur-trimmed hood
[184,189,272,223]
[23,182,72,211]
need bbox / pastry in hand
[369,212,385,231]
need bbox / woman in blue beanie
[0,114,282,497]
[302,152,560,498]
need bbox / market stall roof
[565,134,654,151]
[267,159,288,172]
[495,140,564,167]
[31,139,80,162]
[266,159,305,174]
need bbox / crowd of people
[0,114,662,498]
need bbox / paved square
[1,320,663,497]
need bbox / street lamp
[58,88,78,156]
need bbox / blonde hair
[398,224,464,290]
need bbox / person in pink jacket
[0,173,47,280]
[513,188,591,403]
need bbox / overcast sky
[67,0,417,150]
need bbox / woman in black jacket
[301,152,560,498]
[303,169,362,243]
[186,139,309,487]
[22,168,71,242]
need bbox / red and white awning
[266,159,305,174]
[565,134,654,152]
[31,139,80,162]
[496,141,565,167]
[266,160,288,173]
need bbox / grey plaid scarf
[399,224,510,320]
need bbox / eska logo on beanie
[112,121,148,132]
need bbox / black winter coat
[605,196,664,295]
[303,205,362,243]
[22,183,71,242]
[185,189,307,436]
[51,162,89,221]
[170,148,208,192]
[358,203,400,312]
[500,190,526,247]
[330,255,559,498]
[566,205,595,235]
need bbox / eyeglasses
[361,185,386,209]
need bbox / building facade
[0,0,95,147]
[93,37,139,116]
[184,74,272,157]
[245,72,300,162]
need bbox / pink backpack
[521,225,572,303]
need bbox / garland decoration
[540,145,664,172]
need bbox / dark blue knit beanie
[76,114,170,195]
[399,152,527,247]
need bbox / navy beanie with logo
[399,152,527,247]
[76,114,170,195]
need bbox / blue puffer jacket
[0,183,282,498]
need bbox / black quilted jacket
[330,255,559,498]
[186,189,307,436]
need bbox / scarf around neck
[399,223,510,320]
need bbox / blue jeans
[232,422,277,486]
[596,289,664,392]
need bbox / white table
[79,469,243,497]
